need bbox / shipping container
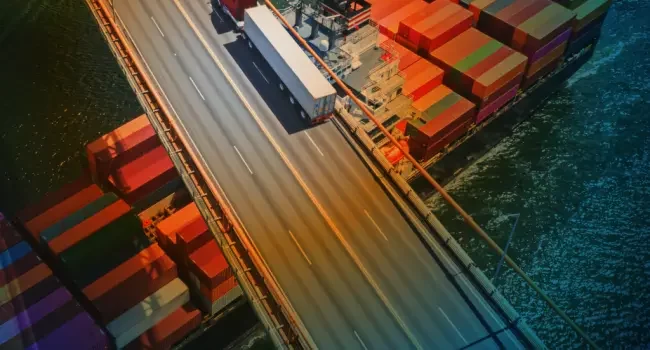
[45,198,131,256]
[123,303,201,350]
[23,312,108,350]
[0,263,52,307]
[476,84,519,124]
[17,175,94,224]
[188,241,231,292]
[189,275,242,316]
[571,0,611,32]
[420,7,473,53]
[0,275,59,325]
[406,85,476,145]
[529,27,571,63]
[109,145,179,205]
[176,221,211,268]
[86,115,159,183]
[378,0,428,38]
[565,15,603,57]
[21,182,104,242]
[398,0,450,46]
[72,232,153,290]
[521,55,561,88]
[409,118,472,161]
[39,193,119,243]
[526,40,568,78]
[90,253,177,325]
[243,6,337,124]
[0,241,32,270]
[371,0,414,23]
[0,253,41,288]
[155,203,206,257]
[0,299,85,350]
[131,177,182,213]
[400,59,444,101]
[107,278,190,348]
[430,28,526,105]
[474,0,575,57]
[0,287,72,344]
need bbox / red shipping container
[17,175,93,224]
[109,145,178,205]
[177,219,211,261]
[86,115,159,183]
[371,0,413,23]
[409,119,472,161]
[90,253,177,325]
[420,9,474,53]
[155,203,206,258]
[378,0,428,37]
[47,199,131,255]
[476,84,518,124]
[123,303,201,350]
[188,241,230,292]
[22,184,103,242]
[398,0,451,47]
[400,60,444,100]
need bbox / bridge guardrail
[83,1,308,348]
[335,106,546,349]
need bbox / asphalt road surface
[114,0,526,348]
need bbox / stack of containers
[397,0,474,55]
[123,304,202,350]
[405,85,476,160]
[86,114,159,183]
[187,241,242,316]
[17,175,104,242]
[156,203,242,316]
[0,214,108,349]
[107,145,179,207]
[468,0,576,88]
[399,58,445,101]
[430,28,527,124]
[369,0,414,23]
[556,0,611,57]
[377,0,428,38]
[24,182,195,348]
[154,203,212,266]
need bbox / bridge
[86,0,544,348]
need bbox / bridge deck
[102,0,528,348]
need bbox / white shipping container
[244,6,336,123]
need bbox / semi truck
[242,6,337,124]
[212,0,257,30]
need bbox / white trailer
[243,6,337,124]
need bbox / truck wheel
[248,41,253,49]
[289,96,295,105]
[300,110,307,120]
[279,83,285,91]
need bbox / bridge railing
[84,0,310,348]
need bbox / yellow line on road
[172,1,422,349]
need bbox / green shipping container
[40,193,119,243]
[59,213,142,278]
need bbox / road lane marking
[113,8,311,348]
[173,1,422,348]
[150,16,165,37]
[252,62,269,84]
[364,210,388,242]
[354,330,369,350]
[233,146,253,175]
[288,231,312,266]
[188,76,205,101]
[305,131,324,157]
[439,307,468,345]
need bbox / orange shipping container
[371,0,413,23]
[155,203,204,256]
[378,0,428,38]
[398,0,450,46]
[420,9,474,53]
[22,184,104,241]
[400,60,444,101]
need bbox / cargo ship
[363,0,612,185]
[274,0,610,185]
[0,115,256,350]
